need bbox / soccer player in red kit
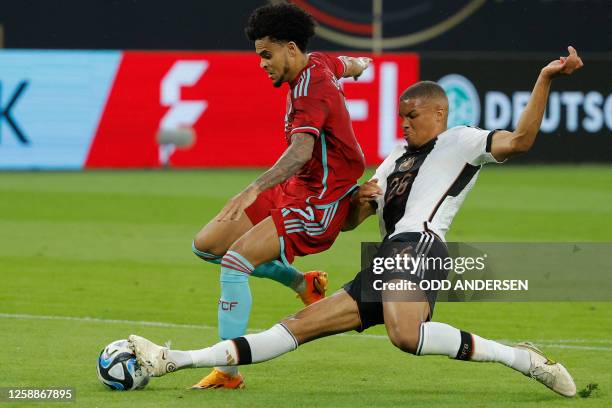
[188,3,371,388]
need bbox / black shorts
[343,231,449,332]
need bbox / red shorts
[244,183,353,264]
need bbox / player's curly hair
[245,2,316,52]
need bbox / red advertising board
[86,52,419,168]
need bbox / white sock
[187,323,298,368]
[417,322,531,375]
[188,340,237,368]
[418,321,461,357]
[471,334,531,374]
[167,350,193,370]
[244,323,298,362]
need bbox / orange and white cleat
[297,271,328,306]
[191,368,245,390]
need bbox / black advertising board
[421,55,612,163]
[1,0,610,53]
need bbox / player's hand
[353,57,372,80]
[218,186,259,222]
[541,46,584,79]
[352,178,383,205]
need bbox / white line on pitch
[1,313,610,352]
[0,312,215,331]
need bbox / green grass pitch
[0,166,611,407]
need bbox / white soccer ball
[96,339,150,391]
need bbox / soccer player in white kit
[129,47,583,397]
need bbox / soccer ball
[96,339,150,391]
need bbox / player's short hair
[245,2,316,52]
[400,81,448,103]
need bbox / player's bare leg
[226,216,281,265]
[192,210,253,262]
[381,286,430,354]
[381,285,576,397]
[282,289,361,344]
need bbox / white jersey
[373,126,502,241]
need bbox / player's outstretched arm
[339,56,372,80]
[490,46,584,162]
[218,133,315,221]
[342,178,382,231]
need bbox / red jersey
[283,52,365,207]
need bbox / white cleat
[516,342,576,397]
[128,334,177,377]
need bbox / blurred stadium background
[0,1,610,406]
[0,0,610,168]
